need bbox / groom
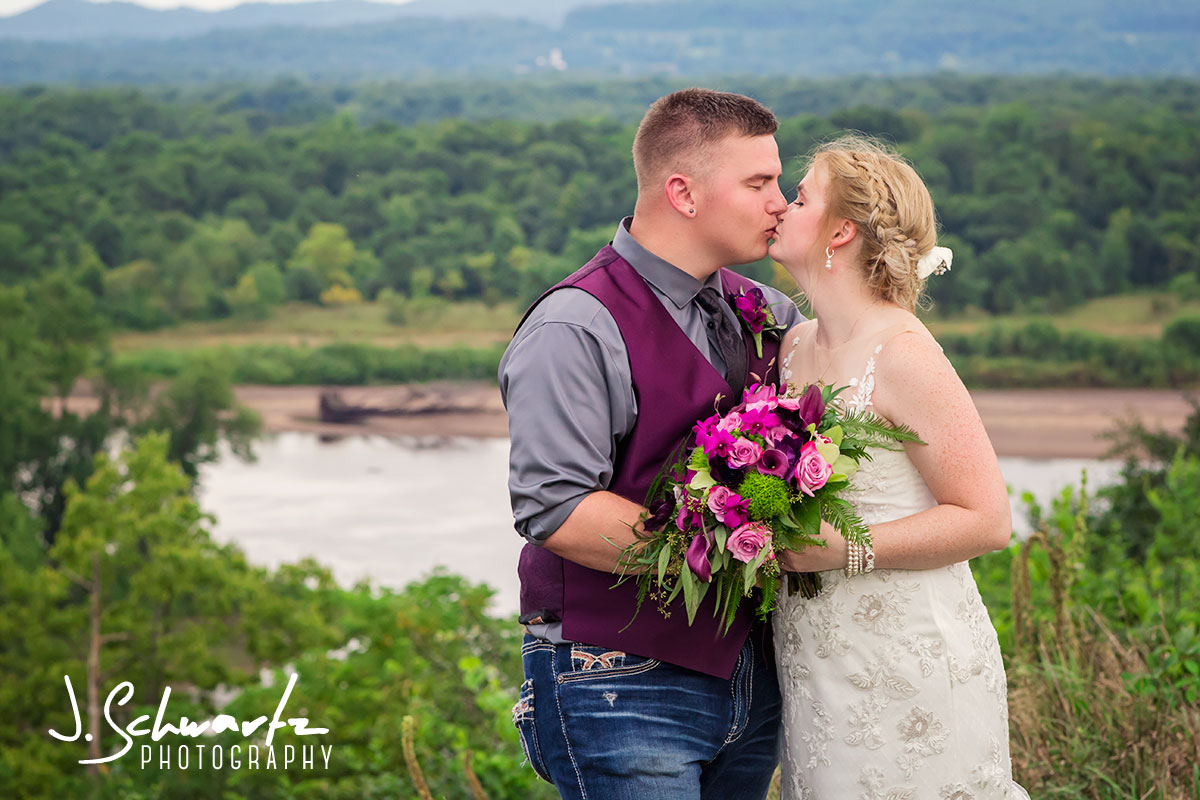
[500,88,803,799]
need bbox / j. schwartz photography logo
[50,672,333,770]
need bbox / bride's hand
[778,520,849,573]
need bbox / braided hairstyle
[810,134,937,311]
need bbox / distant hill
[0,0,1197,84]
[0,0,408,40]
[0,0,629,40]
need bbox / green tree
[288,222,366,296]
[132,355,260,480]
[27,272,108,402]
[0,287,51,495]
[246,261,286,307]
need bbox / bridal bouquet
[617,382,921,633]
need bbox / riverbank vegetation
[3,404,1197,798]
[107,311,1200,389]
[969,400,1200,796]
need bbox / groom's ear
[664,173,695,216]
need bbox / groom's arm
[500,289,641,572]
[541,491,647,573]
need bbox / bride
[768,135,1030,800]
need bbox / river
[197,432,1126,617]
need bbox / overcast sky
[0,0,416,17]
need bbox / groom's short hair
[633,88,777,192]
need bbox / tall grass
[974,464,1200,798]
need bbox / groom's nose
[765,182,787,215]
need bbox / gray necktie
[695,287,747,402]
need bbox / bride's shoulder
[871,312,942,355]
[875,320,946,370]
[872,320,960,415]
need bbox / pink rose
[727,438,763,468]
[707,486,733,516]
[728,522,772,563]
[794,441,833,497]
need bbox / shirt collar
[611,216,723,309]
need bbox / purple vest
[515,245,785,679]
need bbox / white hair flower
[916,246,953,280]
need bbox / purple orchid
[733,289,769,333]
[675,502,703,531]
[741,383,783,419]
[739,405,782,441]
[730,288,786,358]
[721,495,751,529]
[694,416,737,458]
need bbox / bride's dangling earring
[824,246,834,270]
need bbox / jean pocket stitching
[569,644,628,672]
[512,679,552,782]
[556,657,661,684]
[521,640,556,656]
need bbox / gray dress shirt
[500,217,805,547]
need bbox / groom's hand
[542,491,648,573]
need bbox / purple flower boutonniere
[731,287,787,358]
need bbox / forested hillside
[2,76,1198,333]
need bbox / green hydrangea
[736,472,791,521]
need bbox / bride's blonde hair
[809,134,937,312]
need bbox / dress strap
[779,321,817,387]
[844,323,936,413]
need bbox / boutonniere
[730,287,787,358]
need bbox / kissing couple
[501,88,1030,800]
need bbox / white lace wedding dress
[773,327,1029,800]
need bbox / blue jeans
[512,628,781,799]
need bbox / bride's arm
[781,331,1012,573]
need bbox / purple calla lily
[797,383,826,428]
[686,532,713,582]
[757,448,790,478]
